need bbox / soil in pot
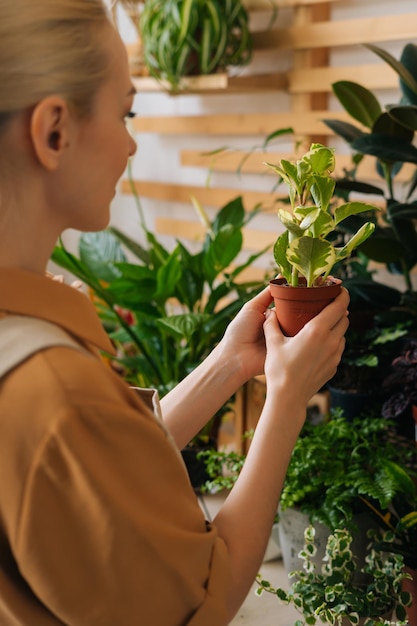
[270,277,342,337]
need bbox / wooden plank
[244,0,339,8]
[252,12,417,51]
[120,179,283,211]
[155,218,275,251]
[131,110,350,136]
[133,72,288,94]
[288,63,398,94]
[180,150,416,183]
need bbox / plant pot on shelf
[270,277,342,337]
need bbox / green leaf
[321,119,366,143]
[372,111,414,142]
[156,313,209,340]
[332,81,382,129]
[273,231,292,282]
[155,248,183,299]
[305,143,335,175]
[287,237,336,287]
[278,209,304,237]
[79,231,125,282]
[387,104,417,132]
[351,134,417,164]
[203,225,242,283]
[335,222,376,261]
[212,196,245,232]
[365,43,417,97]
[334,202,379,225]
[109,226,150,265]
[310,175,335,211]
[399,43,417,104]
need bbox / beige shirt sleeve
[10,376,231,625]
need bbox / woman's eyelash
[126,110,136,119]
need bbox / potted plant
[264,142,378,335]
[256,525,413,626]
[139,0,252,92]
[199,412,417,572]
[322,42,417,306]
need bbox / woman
[0,1,349,624]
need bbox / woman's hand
[219,286,273,381]
[263,287,349,406]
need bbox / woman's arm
[214,290,349,623]
[161,287,273,450]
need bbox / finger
[246,286,274,313]
[309,288,350,330]
[263,307,284,340]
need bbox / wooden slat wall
[122,1,416,263]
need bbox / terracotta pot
[269,277,342,337]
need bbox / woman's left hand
[219,287,273,381]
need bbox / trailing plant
[322,42,417,296]
[256,525,413,625]
[140,0,252,91]
[265,143,378,287]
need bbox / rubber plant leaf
[387,104,417,132]
[287,237,336,287]
[332,80,382,129]
[351,134,417,164]
[365,43,417,99]
[321,119,366,143]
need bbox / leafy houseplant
[51,193,271,484]
[322,42,417,302]
[139,0,252,92]
[265,143,378,335]
[256,525,413,626]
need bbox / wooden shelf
[132,71,287,94]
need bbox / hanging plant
[140,0,252,91]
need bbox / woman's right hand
[263,287,350,407]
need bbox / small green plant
[140,0,252,91]
[256,525,412,625]
[199,413,417,531]
[265,143,378,287]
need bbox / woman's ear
[30,96,71,170]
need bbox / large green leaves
[332,81,382,129]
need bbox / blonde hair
[0,0,112,129]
